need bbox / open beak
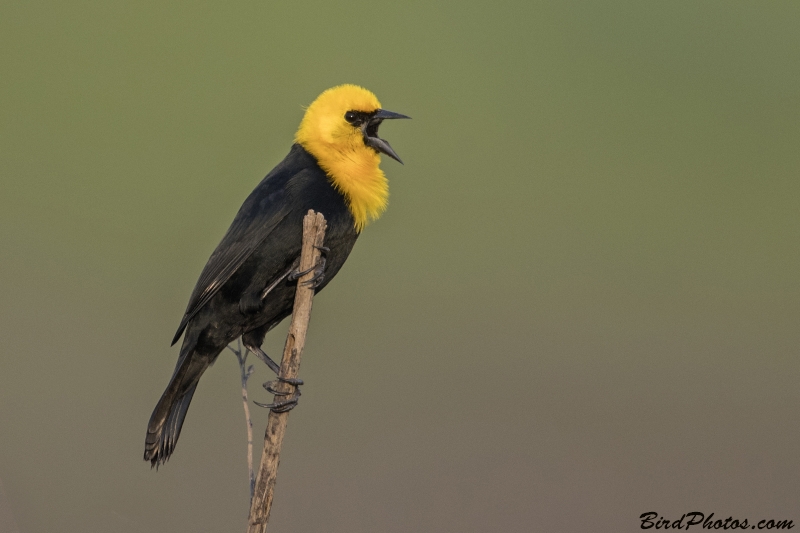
[362,109,411,164]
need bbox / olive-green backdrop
[1,1,798,532]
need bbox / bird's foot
[256,396,299,413]
[263,376,304,391]
[287,264,314,282]
[302,247,329,288]
[302,255,326,288]
[287,253,327,289]
[254,376,303,413]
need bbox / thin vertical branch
[228,339,256,501]
[246,210,327,533]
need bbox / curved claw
[287,264,315,282]
[262,377,304,395]
[253,399,297,412]
[301,256,327,288]
[253,396,300,413]
[263,381,288,396]
[272,404,296,413]
[258,374,303,412]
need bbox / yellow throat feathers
[295,85,389,232]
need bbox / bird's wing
[171,171,297,346]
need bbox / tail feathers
[144,384,198,467]
[144,357,208,468]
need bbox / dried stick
[246,210,327,533]
[228,339,256,501]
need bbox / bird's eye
[344,111,358,124]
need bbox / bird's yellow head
[295,84,409,232]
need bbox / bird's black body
[145,143,358,466]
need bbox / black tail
[144,353,210,467]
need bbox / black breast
[181,144,360,357]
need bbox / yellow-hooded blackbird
[144,85,408,467]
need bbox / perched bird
[144,85,408,467]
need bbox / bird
[144,84,409,467]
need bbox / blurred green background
[1,1,799,532]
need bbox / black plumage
[144,143,358,467]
